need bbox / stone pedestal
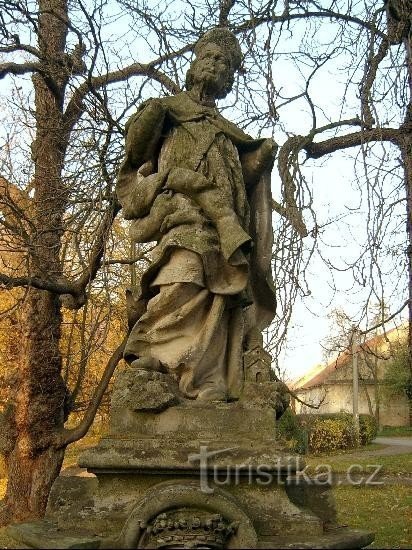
[7,367,374,549]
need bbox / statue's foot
[130,356,168,374]
[197,387,227,402]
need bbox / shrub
[308,417,355,454]
[297,413,377,454]
[278,412,377,454]
[277,408,308,454]
[359,414,378,445]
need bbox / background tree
[0,0,411,525]
[382,338,411,401]
[322,303,401,425]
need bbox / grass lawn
[335,484,412,548]
[305,444,412,548]
[305,449,412,477]
[378,426,412,438]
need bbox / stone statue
[116,27,278,402]
[7,28,373,550]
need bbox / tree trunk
[373,370,380,426]
[1,291,67,524]
[400,27,412,420]
[0,0,70,524]
[361,382,374,417]
[405,35,412,427]
[402,124,412,427]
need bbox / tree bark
[0,0,70,524]
[399,20,412,425]
[401,125,412,427]
[403,32,412,427]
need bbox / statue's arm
[116,99,167,220]
[123,98,167,170]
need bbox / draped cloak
[116,92,276,399]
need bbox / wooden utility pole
[352,327,360,446]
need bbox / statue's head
[186,28,242,99]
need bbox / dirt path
[373,436,412,448]
[324,438,412,460]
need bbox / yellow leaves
[0,478,6,500]
[308,418,354,454]
[0,288,23,411]
[60,291,127,421]
[295,413,378,454]
[0,176,33,224]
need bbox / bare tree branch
[0,43,41,57]
[360,300,410,335]
[64,62,182,133]
[72,198,121,294]
[304,127,404,159]
[0,61,40,79]
[219,0,235,27]
[56,334,128,448]
[277,135,309,237]
[288,387,326,410]
[271,198,288,218]
[237,9,387,39]
[0,273,72,294]
[360,39,390,127]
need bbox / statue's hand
[138,160,155,177]
[260,138,278,166]
[241,138,278,187]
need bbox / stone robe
[116,92,276,399]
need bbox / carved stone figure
[116,28,277,402]
[5,28,374,550]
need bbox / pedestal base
[6,369,373,549]
[7,472,373,549]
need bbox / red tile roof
[293,325,405,390]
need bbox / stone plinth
[7,367,374,549]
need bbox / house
[291,326,410,427]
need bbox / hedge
[359,414,379,445]
[277,410,378,454]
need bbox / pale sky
[1,5,406,383]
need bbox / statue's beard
[190,63,226,94]
[186,60,232,100]
[196,75,227,98]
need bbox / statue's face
[191,43,233,96]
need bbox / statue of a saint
[117,28,277,402]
